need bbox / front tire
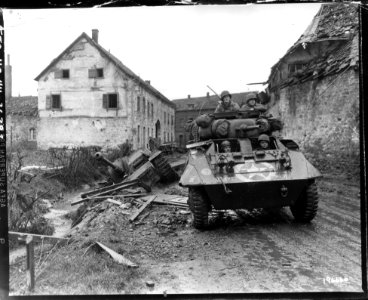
[188,188,211,229]
[290,182,319,222]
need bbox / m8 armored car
[179,110,321,229]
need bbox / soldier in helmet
[221,140,232,153]
[214,90,240,113]
[258,134,270,150]
[240,93,267,113]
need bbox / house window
[142,97,146,115]
[164,112,166,125]
[288,63,307,73]
[171,116,174,126]
[137,96,140,112]
[151,103,154,119]
[55,69,69,79]
[29,128,36,141]
[187,104,195,109]
[46,94,62,110]
[147,102,150,118]
[102,93,118,109]
[137,125,140,144]
[89,68,104,78]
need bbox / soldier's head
[220,90,232,107]
[245,93,257,107]
[258,134,270,149]
[221,140,231,153]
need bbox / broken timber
[129,195,157,222]
[80,179,142,199]
[71,193,149,206]
[95,242,138,268]
[9,231,69,245]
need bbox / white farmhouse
[35,29,175,150]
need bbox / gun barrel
[94,152,124,173]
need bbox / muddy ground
[9,168,362,295]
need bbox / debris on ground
[89,242,138,268]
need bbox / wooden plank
[95,242,138,268]
[153,199,188,207]
[9,231,69,245]
[71,193,149,206]
[129,196,156,222]
[80,179,139,198]
[26,236,35,291]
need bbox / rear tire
[188,188,210,229]
[290,182,319,222]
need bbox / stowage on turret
[179,95,321,229]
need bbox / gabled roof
[35,32,174,108]
[6,96,38,116]
[267,2,359,90]
[173,91,256,111]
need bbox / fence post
[25,235,35,291]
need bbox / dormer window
[55,69,69,79]
[89,68,104,78]
[187,104,195,109]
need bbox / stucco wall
[37,37,175,150]
[37,117,132,149]
[268,68,359,157]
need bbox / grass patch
[10,242,145,295]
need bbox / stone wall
[268,68,359,158]
[6,114,38,151]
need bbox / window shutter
[89,69,97,78]
[46,95,51,110]
[54,70,63,79]
[103,94,108,108]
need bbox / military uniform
[215,101,240,113]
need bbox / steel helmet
[245,93,257,103]
[221,140,231,147]
[258,134,270,142]
[220,90,232,100]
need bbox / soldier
[240,93,267,113]
[221,140,232,153]
[258,134,270,150]
[214,90,240,113]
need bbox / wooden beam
[71,193,149,206]
[26,236,35,291]
[80,179,139,198]
[129,196,156,222]
[9,231,69,245]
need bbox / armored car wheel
[188,187,211,229]
[290,182,319,222]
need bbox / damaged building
[34,29,175,150]
[266,3,359,158]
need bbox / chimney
[145,80,150,85]
[206,92,209,97]
[188,95,191,99]
[5,54,12,101]
[92,29,99,43]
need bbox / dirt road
[132,172,362,294]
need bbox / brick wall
[268,68,359,157]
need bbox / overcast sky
[3,4,321,100]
